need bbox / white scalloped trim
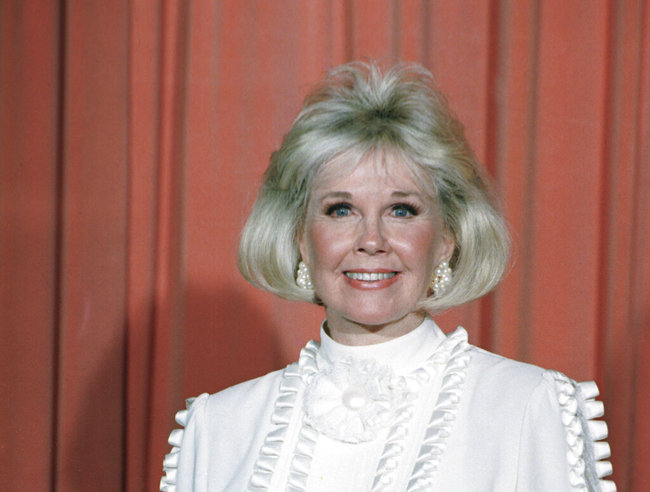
[282,340,321,491]
[406,328,471,491]
[246,356,306,491]
[369,327,470,491]
[548,371,616,492]
[160,396,197,491]
[370,387,419,491]
[287,421,319,490]
[246,330,473,491]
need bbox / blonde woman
[161,62,615,491]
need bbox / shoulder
[168,366,289,426]
[459,344,615,490]
[457,344,567,439]
[189,367,290,451]
[205,365,288,414]
[160,365,296,491]
[465,344,547,397]
[462,345,594,423]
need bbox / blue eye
[326,203,351,217]
[391,203,418,217]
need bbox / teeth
[345,272,396,281]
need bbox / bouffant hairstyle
[238,61,509,311]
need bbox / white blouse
[160,318,615,491]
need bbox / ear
[437,232,456,264]
[298,229,310,265]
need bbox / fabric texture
[161,318,615,491]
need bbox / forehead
[312,149,433,196]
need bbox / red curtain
[1,1,648,490]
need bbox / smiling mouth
[344,272,397,281]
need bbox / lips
[342,269,400,290]
[344,271,397,281]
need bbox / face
[299,152,455,343]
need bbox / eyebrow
[391,191,421,198]
[317,191,352,200]
[316,190,422,200]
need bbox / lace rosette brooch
[303,357,413,443]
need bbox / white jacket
[161,318,615,491]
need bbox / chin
[345,309,417,329]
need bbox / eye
[325,203,352,217]
[391,203,419,218]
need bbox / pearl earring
[432,260,452,297]
[296,261,313,289]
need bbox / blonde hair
[238,61,510,311]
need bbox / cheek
[394,226,439,264]
[301,223,349,269]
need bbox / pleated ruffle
[405,328,471,492]
[548,371,616,492]
[160,395,207,492]
[247,328,472,491]
[246,341,320,491]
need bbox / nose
[356,217,388,254]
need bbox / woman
[161,62,615,491]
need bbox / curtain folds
[1,1,648,490]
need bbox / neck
[324,311,426,346]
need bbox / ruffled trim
[246,340,320,491]
[248,328,472,491]
[405,328,472,492]
[370,391,418,491]
[548,371,616,492]
[160,396,198,492]
[284,340,320,491]
[287,420,319,491]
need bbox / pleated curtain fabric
[1,1,648,490]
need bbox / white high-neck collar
[318,317,447,374]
